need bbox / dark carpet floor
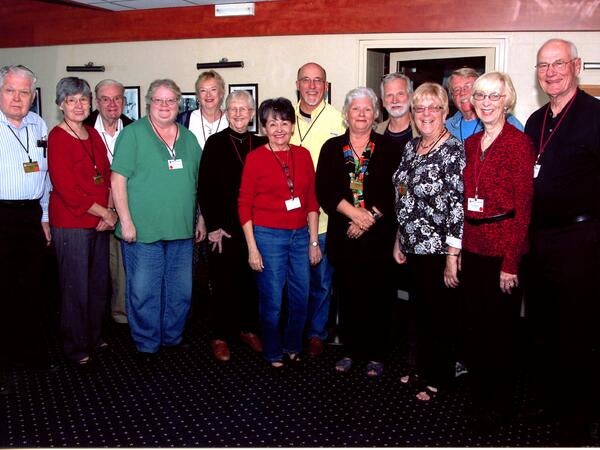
[1,312,566,448]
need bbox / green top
[111,116,201,243]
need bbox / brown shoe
[211,339,230,362]
[240,332,263,353]
[306,337,324,358]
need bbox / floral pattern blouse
[393,134,465,255]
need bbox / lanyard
[229,133,252,166]
[296,103,326,144]
[6,125,32,162]
[150,117,178,159]
[459,117,480,143]
[537,91,577,162]
[200,109,223,145]
[268,144,295,197]
[64,120,98,173]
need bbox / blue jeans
[254,226,310,362]
[121,239,193,353]
[306,232,333,340]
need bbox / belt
[532,212,599,230]
[0,199,40,208]
[465,210,515,225]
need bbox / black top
[525,89,600,223]
[315,130,400,264]
[197,127,267,238]
[83,110,134,128]
[384,125,412,154]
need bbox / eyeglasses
[99,96,124,105]
[151,97,179,106]
[472,92,505,102]
[227,107,251,114]
[451,83,473,96]
[2,87,33,98]
[65,96,90,106]
[298,77,325,86]
[413,105,444,114]
[535,59,575,73]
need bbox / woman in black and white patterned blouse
[392,82,465,402]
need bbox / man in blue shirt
[0,65,53,394]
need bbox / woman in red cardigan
[461,72,535,429]
[48,77,117,367]
[239,97,321,368]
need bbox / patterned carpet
[1,310,564,448]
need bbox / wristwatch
[311,241,319,248]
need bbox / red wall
[1,0,599,48]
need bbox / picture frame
[180,92,198,114]
[30,87,42,117]
[123,86,140,121]
[228,83,258,133]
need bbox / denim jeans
[254,226,310,362]
[121,239,193,353]
[306,232,333,340]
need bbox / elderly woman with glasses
[111,79,201,362]
[198,90,267,362]
[48,77,116,367]
[461,72,535,429]
[393,82,465,401]
[316,87,401,378]
[239,97,321,369]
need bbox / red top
[238,144,319,229]
[48,125,111,228]
[463,122,535,274]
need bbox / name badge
[467,197,484,212]
[350,180,363,191]
[168,159,183,170]
[23,161,40,173]
[533,164,541,178]
[285,196,301,211]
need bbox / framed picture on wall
[228,83,258,133]
[29,87,42,117]
[180,92,198,114]
[123,86,140,121]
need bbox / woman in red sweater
[48,77,117,367]
[461,72,535,429]
[239,97,321,368]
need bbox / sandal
[270,361,284,369]
[400,373,419,384]
[366,361,384,378]
[335,357,353,373]
[416,385,438,402]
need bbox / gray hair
[471,71,517,114]
[195,70,225,97]
[55,77,92,106]
[380,72,413,98]
[94,79,124,96]
[225,89,255,111]
[0,65,36,90]
[447,67,480,94]
[342,87,380,128]
[537,38,578,60]
[145,79,181,113]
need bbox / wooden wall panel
[0,0,598,48]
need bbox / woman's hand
[309,244,322,266]
[350,206,376,231]
[120,221,137,243]
[346,222,365,239]
[195,214,207,243]
[208,228,232,253]
[444,254,460,288]
[393,239,407,264]
[500,271,518,294]
[248,247,264,272]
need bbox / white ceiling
[69,0,273,12]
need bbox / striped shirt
[0,110,51,221]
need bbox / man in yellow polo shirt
[291,62,346,357]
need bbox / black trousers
[334,258,394,362]
[527,220,600,421]
[406,254,456,387]
[0,201,50,370]
[207,235,259,340]
[461,250,521,414]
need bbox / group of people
[1,37,599,444]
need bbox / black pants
[207,235,259,340]
[461,250,521,415]
[527,221,600,422]
[335,258,394,362]
[407,253,455,387]
[0,201,50,370]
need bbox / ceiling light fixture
[196,58,244,70]
[66,62,105,72]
